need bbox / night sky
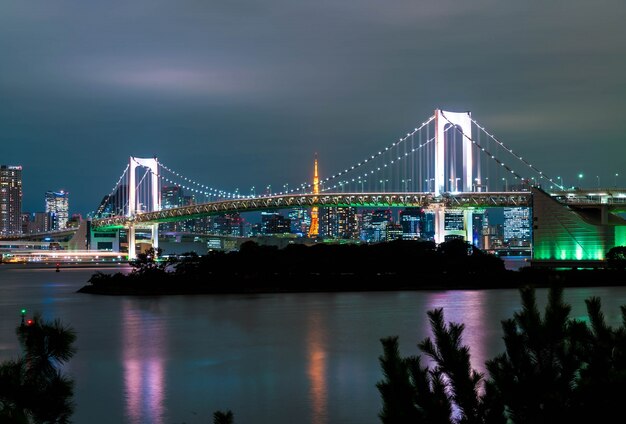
[1,1,625,215]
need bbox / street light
[502,177,508,191]
[557,176,563,189]
[401,178,412,192]
[615,173,619,187]
[596,176,600,188]
[379,179,389,192]
[449,178,460,192]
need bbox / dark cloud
[1,0,625,213]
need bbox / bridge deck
[91,191,533,229]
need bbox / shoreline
[76,268,626,296]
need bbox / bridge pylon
[434,109,473,196]
[127,156,161,259]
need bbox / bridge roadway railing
[91,191,533,229]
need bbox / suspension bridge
[6,109,626,264]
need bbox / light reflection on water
[122,300,166,424]
[3,268,626,424]
[426,290,489,374]
[307,311,328,424]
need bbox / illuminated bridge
[5,108,626,264]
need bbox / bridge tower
[434,109,473,196]
[308,155,320,238]
[127,156,161,259]
[433,110,474,244]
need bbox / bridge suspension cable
[470,118,565,190]
[288,115,437,195]
[157,162,246,199]
[92,164,129,218]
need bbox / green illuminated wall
[532,188,618,261]
[616,226,626,248]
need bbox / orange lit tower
[308,155,320,237]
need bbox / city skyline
[2,1,626,215]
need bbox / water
[2,266,626,424]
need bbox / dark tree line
[378,287,626,424]
[83,239,508,294]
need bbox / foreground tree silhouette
[607,245,626,269]
[213,410,234,424]
[0,314,76,424]
[379,287,626,424]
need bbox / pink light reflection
[122,301,166,424]
[425,290,489,375]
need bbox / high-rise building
[45,191,69,230]
[444,210,464,231]
[504,207,531,246]
[288,208,311,236]
[0,165,23,235]
[261,212,291,235]
[360,209,392,243]
[211,213,245,236]
[400,208,424,240]
[21,212,31,234]
[320,207,358,239]
[472,212,486,249]
[162,186,185,209]
[422,211,436,241]
[33,211,54,233]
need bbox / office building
[33,211,54,233]
[360,209,392,243]
[0,165,23,235]
[45,190,69,230]
[211,213,245,237]
[444,210,464,231]
[504,207,532,246]
[400,208,424,240]
[288,208,311,236]
[261,212,291,235]
[320,207,358,239]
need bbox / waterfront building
[45,190,69,230]
[320,207,358,239]
[211,213,245,237]
[162,185,185,209]
[444,210,464,231]
[261,212,291,235]
[504,207,532,247]
[471,211,487,249]
[360,209,392,243]
[422,211,436,241]
[288,208,311,236]
[0,165,22,235]
[386,222,403,241]
[32,211,54,233]
[21,212,31,234]
[400,208,424,240]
